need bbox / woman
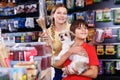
[54,19,100,80]
[37,3,71,80]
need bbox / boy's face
[74,24,88,40]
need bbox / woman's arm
[53,51,71,68]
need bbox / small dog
[54,30,89,76]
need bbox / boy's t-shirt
[62,42,100,80]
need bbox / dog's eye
[65,33,68,36]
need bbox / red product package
[24,47,37,61]
[86,0,93,6]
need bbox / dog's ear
[70,31,75,41]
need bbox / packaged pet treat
[87,28,95,42]
[66,0,75,11]
[93,0,101,3]
[0,19,8,30]
[76,12,86,20]
[116,61,120,70]
[114,0,120,4]
[46,0,55,11]
[85,10,95,27]
[25,17,35,28]
[113,8,120,24]
[14,5,25,14]
[85,0,93,6]
[96,45,104,55]
[116,45,120,58]
[105,61,115,74]
[102,8,111,22]
[94,28,104,43]
[104,28,112,38]
[67,14,74,24]
[55,0,64,4]
[117,28,120,41]
[75,0,85,8]
[25,4,38,13]
[96,10,103,22]
[105,45,116,55]
[99,60,104,75]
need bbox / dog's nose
[60,35,63,38]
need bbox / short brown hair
[70,19,88,33]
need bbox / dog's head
[59,30,72,44]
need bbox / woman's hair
[70,19,88,33]
[70,19,88,40]
[50,3,68,25]
[50,3,68,39]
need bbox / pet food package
[46,0,55,11]
[87,28,95,42]
[102,8,112,22]
[93,0,101,3]
[105,45,116,55]
[105,61,115,75]
[85,0,93,6]
[75,0,85,8]
[85,10,95,27]
[94,28,104,43]
[67,13,74,24]
[116,61,120,70]
[66,0,75,11]
[117,28,120,41]
[14,5,25,14]
[96,45,104,55]
[76,12,86,20]
[104,28,112,38]
[25,4,38,13]
[113,8,120,24]
[116,45,120,58]
[114,0,120,4]
[25,17,35,28]
[99,60,104,75]
[55,0,64,4]
[96,10,103,22]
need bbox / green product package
[93,0,101,3]
[117,28,120,41]
[113,9,120,24]
[116,45,120,58]
[114,0,120,4]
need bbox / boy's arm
[80,65,99,78]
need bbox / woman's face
[74,24,88,40]
[52,7,67,24]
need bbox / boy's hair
[70,19,88,40]
[70,19,88,33]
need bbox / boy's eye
[77,27,81,29]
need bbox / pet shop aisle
[48,0,120,80]
[93,76,120,80]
